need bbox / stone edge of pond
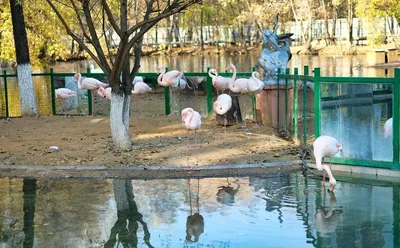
[0,160,303,180]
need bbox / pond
[1,169,398,248]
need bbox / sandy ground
[0,92,300,168]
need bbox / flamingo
[313,135,343,192]
[182,107,202,168]
[384,117,392,138]
[229,77,251,128]
[55,88,77,117]
[97,87,112,100]
[213,93,232,129]
[247,71,264,128]
[157,65,186,115]
[132,81,152,117]
[74,73,109,117]
[208,64,236,95]
[132,76,144,85]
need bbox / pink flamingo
[313,135,343,192]
[213,93,232,130]
[132,81,152,117]
[74,73,109,117]
[182,108,202,168]
[208,64,236,95]
[55,88,77,117]
[97,87,112,100]
[384,117,392,138]
[229,76,251,128]
[247,71,264,128]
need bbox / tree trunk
[9,0,38,116]
[321,0,331,44]
[347,0,353,45]
[200,6,204,50]
[110,93,132,150]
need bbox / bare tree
[9,0,38,116]
[44,0,201,150]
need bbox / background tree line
[1,0,400,68]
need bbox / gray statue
[257,14,292,86]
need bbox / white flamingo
[313,135,343,192]
[132,76,144,85]
[229,77,251,128]
[208,64,236,94]
[55,88,77,117]
[97,87,112,100]
[132,81,152,117]
[74,73,109,117]
[182,107,202,168]
[157,65,186,114]
[213,94,232,129]
[384,117,392,138]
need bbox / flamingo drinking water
[182,108,202,168]
[74,73,109,117]
[313,135,343,192]
[55,88,77,117]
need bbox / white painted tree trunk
[17,63,38,116]
[110,92,132,150]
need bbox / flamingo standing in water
[132,81,152,117]
[384,117,392,138]
[313,135,343,192]
[74,73,109,117]
[208,64,236,95]
[182,107,202,168]
[55,88,77,117]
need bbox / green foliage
[0,0,71,68]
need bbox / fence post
[293,68,298,142]
[277,68,281,128]
[3,71,9,118]
[285,68,289,130]
[393,68,400,168]
[50,68,56,115]
[313,67,321,138]
[303,66,309,145]
[206,66,213,116]
[87,66,92,116]
[164,67,171,115]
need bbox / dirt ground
[0,92,300,168]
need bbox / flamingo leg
[242,97,247,129]
[195,130,199,165]
[322,159,326,183]
[63,99,67,118]
[91,90,95,117]
[139,95,143,118]
[187,130,191,169]
[253,94,259,128]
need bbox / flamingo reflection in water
[186,179,204,243]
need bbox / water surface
[0,170,398,248]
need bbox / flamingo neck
[315,155,323,171]
[231,65,237,82]
[157,72,165,86]
[252,72,263,89]
[208,70,217,79]
[77,74,83,90]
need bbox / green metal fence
[278,66,400,170]
[3,65,400,170]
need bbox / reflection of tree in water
[105,179,154,248]
[216,178,240,206]
[185,179,204,244]
[23,179,37,248]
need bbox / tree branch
[102,0,122,37]
[81,0,111,73]
[69,0,92,43]
[44,0,104,69]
